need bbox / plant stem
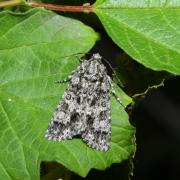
[28,2,93,12]
[0,0,93,12]
[0,0,23,8]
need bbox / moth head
[90,53,106,75]
[81,53,106,81]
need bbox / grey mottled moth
[45,53,119,151]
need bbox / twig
[28,2,93,12]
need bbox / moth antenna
[101,56,124,88]
[56,52,86,60]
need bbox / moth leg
[111,84,121,101]
[110,82,125,108]
[55,69,77,83]
[55,75,72,83]
[75,55,85,63]
[107,76,121,103]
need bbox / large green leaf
[0,8,135,179]
[94,0,180,75]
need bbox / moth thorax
[92,53,102,59]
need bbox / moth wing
[45,78,83,141]
[82,92,111,151]
[82,96,111,151]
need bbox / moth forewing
[45,53,112,151]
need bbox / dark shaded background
[132,77,180,180]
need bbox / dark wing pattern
[45,53,111,151]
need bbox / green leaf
[94,0,180,75]
[0,8,135,179]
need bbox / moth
[45,53,119,151]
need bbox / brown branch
[29,2,93,12]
